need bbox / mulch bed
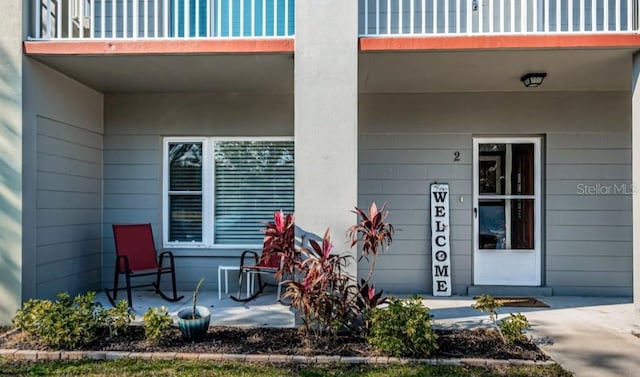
[0,327,548,361]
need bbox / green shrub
[498,313,531,344]
[471,294,502,323]
[105,300,134,338]
[367,295,438,357]
[142,306,173,344]
[12,292,106,349]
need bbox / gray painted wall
[23,59,104,299]
[103,93,293,291]
[359,91,632,296]
[0,0,23,324]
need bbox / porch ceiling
[359,48,632,93]
[30,53,294,94]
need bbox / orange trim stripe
[24,38,294,55]
[359,34,640,51]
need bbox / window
[163,137,294,248]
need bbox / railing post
[500,0,504,32]
[101,0,106,37]
[113,0,117,37]
[444,0,448,33]
[163,0,168,37]
[467,0,473,34]
[616,0,620,32]
[34,0,41,38]
[364,0,369,34]
[90,0,95,38]
[123,0,128,38]
[79,0,84,37]
[628,0,633,30]
[274,0,278,36]
[57,0,62,38]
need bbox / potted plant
[176,278,211,341]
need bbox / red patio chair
[105,224,183,308]
[230,248,284,303]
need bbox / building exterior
[1,0,640,323]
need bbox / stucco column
[633,52,640,309]
[294,0,358,275]
[0,0,23,323]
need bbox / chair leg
[125,272,133,309]
[154,269,162,294]
[230,269,263,302]
[154,253,184,303]
[169,264,179,300]
[236,269,245,299]
[104,258,121,307]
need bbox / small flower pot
[176,306,211,341]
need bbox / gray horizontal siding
[358,132,473,294]
[545,132,632,295]
[36,116,103,298]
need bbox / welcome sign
[431,183,451,296]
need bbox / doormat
[494,297,549,308]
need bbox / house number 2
[453,151,460,162]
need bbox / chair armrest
[240,250,260,267]
[157,251,176,268]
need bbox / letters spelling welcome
[431,184,451,296]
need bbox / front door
[473,137,541,286]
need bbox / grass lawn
[0,358,572,377]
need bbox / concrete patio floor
[95,289,295,328]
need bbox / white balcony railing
[359,0,639,35]
[33,0,294,40]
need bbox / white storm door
[473,137,541,286]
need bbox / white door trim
[473,137,542,286]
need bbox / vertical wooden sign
[431,183,451,296]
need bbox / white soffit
[359,49,632,93]
[31,53,294,94]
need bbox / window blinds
[213,141,294,245]
[168,142,203,242]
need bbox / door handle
[473,207,478,218]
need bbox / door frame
[472,136,542,286]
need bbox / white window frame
[162,136,294,249]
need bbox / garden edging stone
[0,347,558,366]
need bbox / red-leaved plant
[282,229,358,341]
[348,202,395,286]
[262,211,296,281]
[356,278,388,330]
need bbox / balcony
[359,0,639,36]
[32,0,294,40]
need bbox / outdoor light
[520,72,547,88]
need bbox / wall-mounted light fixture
[520,72,547,88]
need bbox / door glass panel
[479,199,535,250]
[479,144,505,195]
[479,199,506,249]
[510,144,535,195]
[510,199,535,249]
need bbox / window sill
[161,246,262,258]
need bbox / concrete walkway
[422,296,640,377]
